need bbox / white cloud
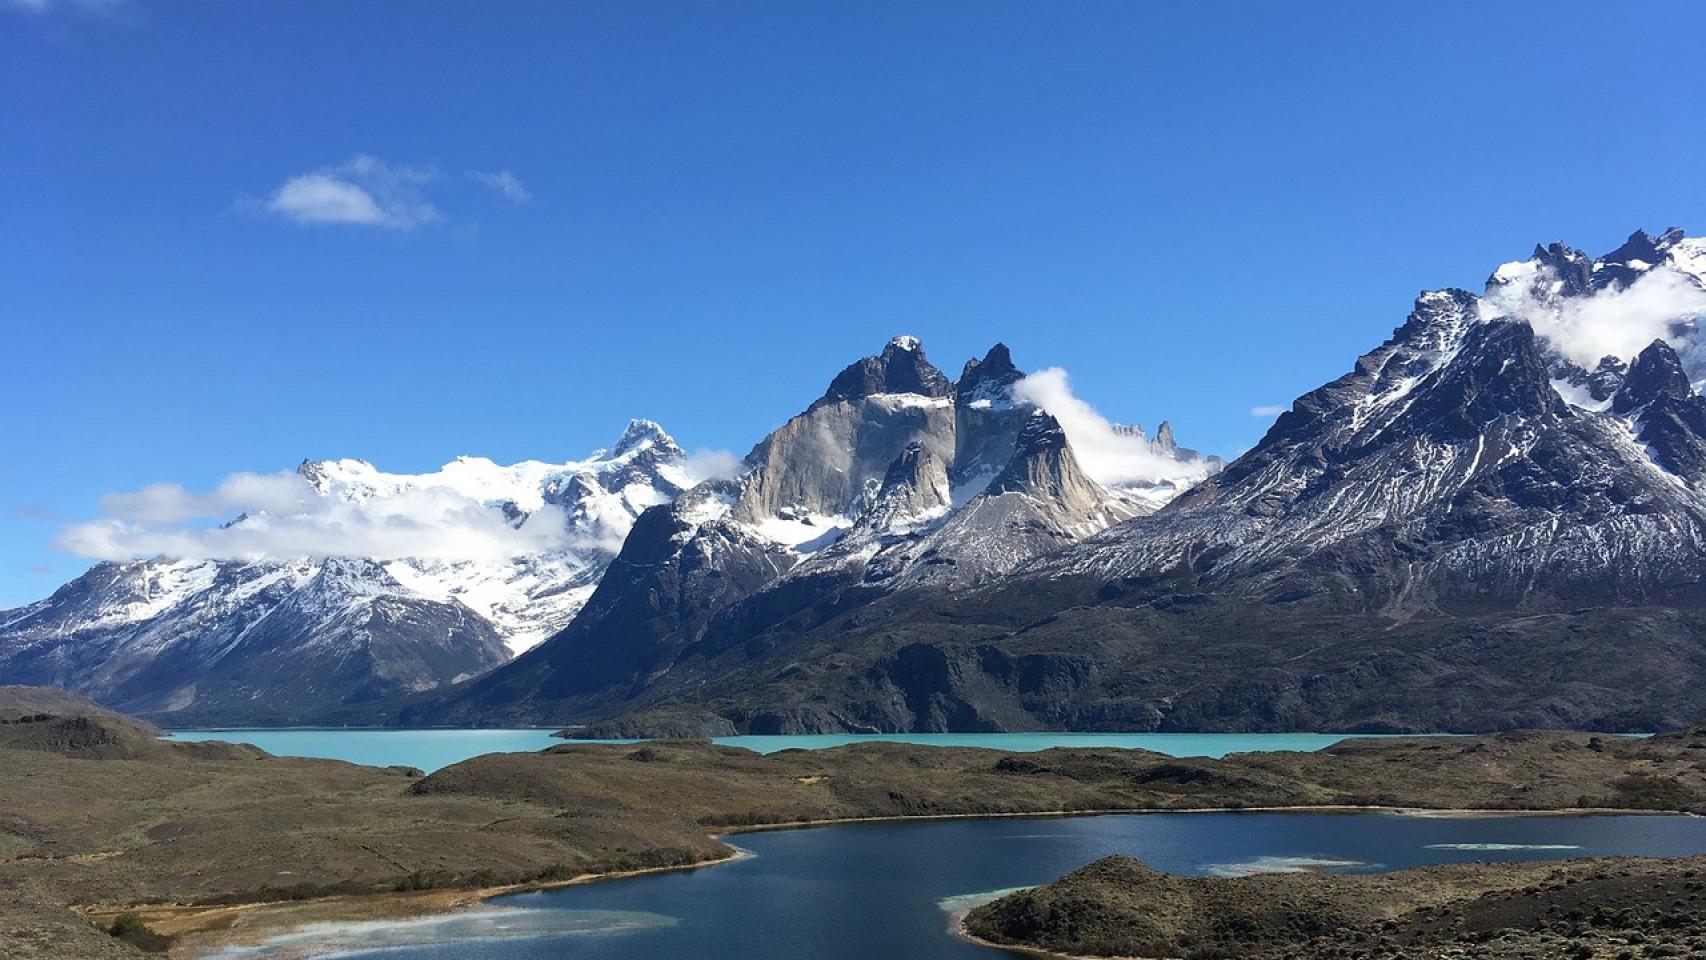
[265,155,440,230]
[1480,264,1706,371]
[469,169,531,203]
[1011,368,1213,489]
[269,174,386,226]
[58,471,579,563]
[98,471,309,525]
[1250,405,1287,417]
[681,448,744,484]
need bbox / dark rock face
[816,336,954,408]
[1617,340,1706,485]
[956,342,1023,405]
[1614,339,1694,414]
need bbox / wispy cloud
[4,0,125,13]
[1011,368,1214,488]
[1250,405,1287,417]
[264,155,440,230]
[682,448,744,484]
[469,169,531,204]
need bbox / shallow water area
[203,906,677,959]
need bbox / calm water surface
[166,729,1407,772]
[212,812,1706,960]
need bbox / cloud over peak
[1011,367,1213,489]
[1481,263,1706,371]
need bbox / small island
[963,853,1706,959]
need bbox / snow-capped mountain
[400,337,1216,725]
[1037,227,1706,608]
[0,420,694,723]
[434,229,1706,737]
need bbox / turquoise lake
[164,729,1403,772]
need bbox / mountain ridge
[0,421,698,723]
[541,227,1706,736]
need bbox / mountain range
[6,228,1706,733]
[0,421,694,723]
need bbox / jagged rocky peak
[956,342,1023,406]
[1489,226,1700,305]
[611,418,682,457]
[1582,356,1629,403]
[1531,240,1594,297]
[817,335,954,407]
[1153,421,1177,455]
[986,411,1101,506]
[1388,320,1566,445]
[1614,340,1693,414]
[1596,227,1689,290]
[863,441,952,531]
[296,456,359,492]
[1612,340,1706,485]
[736,337,963,527]
[1389,288,1479,356]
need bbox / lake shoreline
[954,911,1129,960]
[12,709,1703,960]
[124,803,1684,959]
[104,848,753,960]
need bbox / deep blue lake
[165,729,1417,772]
[210,811,1706,960]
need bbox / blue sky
[3,0,1704,606]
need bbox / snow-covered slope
[302,419,694,652]
[0,420,694,722]
[1032,227,1706,609]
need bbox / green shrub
[108,913,170,952]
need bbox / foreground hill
[964,853,1706,960]
[538,229,1706,736]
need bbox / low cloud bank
[59,472,580,563]
[1011,368,1213,488]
